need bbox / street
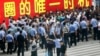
[0,39,100,56]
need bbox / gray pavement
[0,40,100,56]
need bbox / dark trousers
[60,53,65,56]
[56,48,60,56]
[31,51,37,56]
[7,42,13,54]
[63,33,70,48]
[56,35,60,39]
[48,49,53,56]
[98,30,100,40]
[93,27,98,40]
[49,35,55,39]
[0,40,5,53]
[70,32,77,46]
[13,41,17,52]
[40,35,47,49]
[81,29,88,41]
[17,46,24,56]
[25,39,29,51]
[77,29,80,42]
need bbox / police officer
[29,25,37,39]
[0,27,6,53]
[80,19,88,41]
[38,23,47,49]
[22,27,28,51]
[6,31,14,54]
[13,28,20,52]
[69,21,77,47]
[90,17,98,40]
[73,20,80,42]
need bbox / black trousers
[81,29,88,41]
[97,30,100,40]
[31,51,37,56]
[17,46,24,56]
[93,27,98,40]
[0,40,5,53]
[70,32,77,46]
[25,39,29,51]
[56,48,60,56]
[56,35,60,39]
[7,42,13,54]
[13,40,17,52]
[77,29,80,42]
[40,35,47,49]
[63,33,70,48]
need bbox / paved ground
[0,40,100,56]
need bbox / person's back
[17,31,25,56]
[17,34,24,47]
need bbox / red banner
[0,0,92,24]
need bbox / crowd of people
[0,6,100,56]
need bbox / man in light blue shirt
[13,28,20,52]
[90,17,98,40]
[74,20,80,42]
[6,31,14,54]
[29,25,37,39]
[80,19,88,41]
[0,27,6,53]
[38,24,46,49]
[69,21,77,47]
[22,27,29,51]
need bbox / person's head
[17,28,20,31]
[22,27,24,30]
[32,25,35,28]
[19,30,22,34]
[8,31,11,34]
[63,22,66,26]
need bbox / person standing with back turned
[17,30,25,56]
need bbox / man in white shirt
[55,23,61,39]
[49,22,56,39]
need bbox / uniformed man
[90,17,98,40]
[38,23,47,49]
[73,20,80,42]
[13,28,20,52]
[22,27,28,51]
[80,19,88,41]
[6,31,14,54]
[0,27,6,53]
[29,25,37,39]
[69,21,77,47]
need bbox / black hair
[8,31,11,34]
